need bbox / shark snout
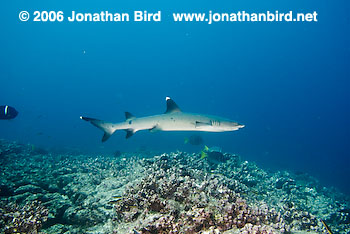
[232,123,245,130]
[238,124,245,128]
[229,122,245,131]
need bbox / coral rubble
[0,139,349,233]
[0,200,48,234]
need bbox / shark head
[195,118,244,132]
[216,119,245,131]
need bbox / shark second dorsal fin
[125,112,135,121]
[165,97,181,114]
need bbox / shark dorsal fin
[125,112,135,121]
[165,97,181,114]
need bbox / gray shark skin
[80,97,245,142]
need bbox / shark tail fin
[80,116,117,142]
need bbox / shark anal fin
[195,121,212,128]
[149,125,161,133]
[125,129,135,139]
[125,112,135,121]
[165,97,181,114]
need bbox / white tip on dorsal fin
[165,97,181,114]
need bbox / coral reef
[0,200,48,234]
[0,139,349,233]
[115,153,287,233]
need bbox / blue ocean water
[1,0,349,196]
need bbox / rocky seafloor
[0,139,349,234]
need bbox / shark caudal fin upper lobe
[80,116,117,142]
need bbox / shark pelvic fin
[149,125,162,132]
[125,112,135,121]
[125,129,135,139]
[165,97,181,114]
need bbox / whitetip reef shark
[80,97,245,142]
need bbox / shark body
[80,97,244,142]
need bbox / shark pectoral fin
[195,121,212,128]
[149,125,161,133]
[125,129,135,139]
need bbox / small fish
[200,145,226,163]
[201,151,208,160]
[184,135,204,145]
[200,145,210,159]
[108,199,122,204]
[0,105,18,120]
[108,201,118,205]
[321,219,333,234]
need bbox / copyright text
[19,10,318,24]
